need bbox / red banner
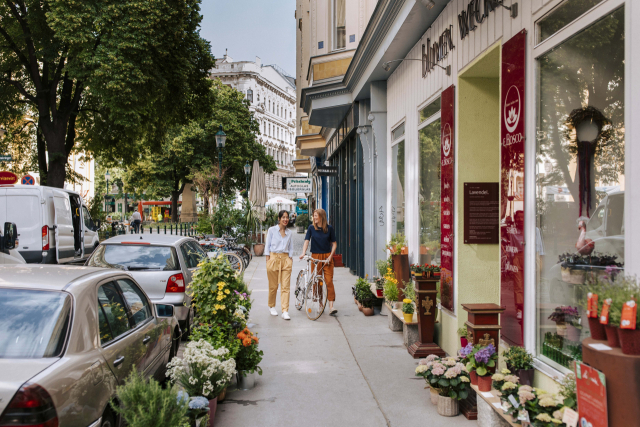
[440,85,455,312]
[575,362,608,427]
[0,171,18,185]
[500,30,526,346]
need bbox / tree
[0,0,214,188]
[124,81,276,222]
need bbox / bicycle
[294,255,330,320]
[197,237,245,276]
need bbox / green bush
[113,371,188,427]
[502,345,534,370]
[264,206,278,227]
[196,213,213,234]
[297,213,309,228]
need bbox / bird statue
[576,220,595,255]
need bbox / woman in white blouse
[265,210,294,320]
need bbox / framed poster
[464,182,500,244]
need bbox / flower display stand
[391,254,410,301]
[582,337,640,426]
[408,277,445,358]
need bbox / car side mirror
[155,304,174,318]
[3,222,17,250]
[94,219,101,231]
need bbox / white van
[0,185,100,263]
[0,222,25,264]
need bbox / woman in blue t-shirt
[299,209,338,314]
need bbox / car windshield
[88,244,180,271]
[0,289,71,358]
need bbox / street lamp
[104,170,111,213]
[215,125,227,199]
[244,161,251,195]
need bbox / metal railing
[99,222,197,241]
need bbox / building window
[418,103,441,264]
[334,0,346,50]
[535,7,624,373]
[246,89,253,103]
[391,124,405,235]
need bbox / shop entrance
[456,43,501,308]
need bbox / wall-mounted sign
[440,85,455,312]
[464,182,499,244]
[575,362,608,427]
[0,171,18,184]
[0,155,12,162]
[286,177,312,193]
[422,26,455,77]
[500,30,526,347]
[316,166,338,176]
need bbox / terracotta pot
[358,302,363,311]
[478,374,492,392]
[617,328,640,355]
[588,317,607,341]
[437,395,459,417]
[434,272,441,277]
[253,243,264,256]
[429,387,440,405]
[566,324,581,342]
[420,245,428,255]
[363,306,374,316]
[470,370,478,386]
[403,312,413,323]
[605,325,621,348]
[217,387,227,402]
[207,397,217,427]
[460,337,468,348]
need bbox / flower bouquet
[465,343,498,392]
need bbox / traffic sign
[21,175,35,185]
[0,155,11,162]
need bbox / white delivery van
[0,185,100,264]
[0,221,25,264]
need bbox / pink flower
[426,354,440,362]
[432,366,446,376]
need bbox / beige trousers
[267,253,292,312]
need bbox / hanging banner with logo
[0,171,18,184]
[440,85,455,312]
[500,30,526,346]
[575,362,608,427]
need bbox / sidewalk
[216,233,471,427]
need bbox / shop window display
[392,140,405,235]
[535,8,624,372]
[418,118,441,265]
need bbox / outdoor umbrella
[265,196,296,209]
[248,161,268,241]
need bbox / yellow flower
[217,296,223,301]
[403,299,412,304]
[224,289,230,294]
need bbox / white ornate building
[210,52,297,200]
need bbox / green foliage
[403,280,416,303]
[502,346,534,370]
[386,233,407,255]
[355,277,375,307]
[196,213,214,234]
[211,196,242,236]
[235,328,263,375]
[296,213,309,228]
[598,276,640,328]
[382,267,399,303]
[191,323,241,359]
[264,206,278,227]
[457,327,468,338]
[113,371,188,427]
[375,259,389,277]
[402,300,414,314]
[558,372,577,410]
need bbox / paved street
[215,232,469,427]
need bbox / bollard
[170,224,173,235]
[150,227,152,234]
[164,225,167,234]
[157,226,160,234]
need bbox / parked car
[0,221,25,264]
[86,234,209,339]
[0,265,180,427]
[0,185,100,264]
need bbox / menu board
[500,29,526,347]
[464,182,499,244]
[440,85,455,312]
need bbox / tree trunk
[171,191,180,223]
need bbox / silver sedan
[0,265,181,427]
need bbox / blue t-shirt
[305,224,336,254]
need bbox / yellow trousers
[267,253,292,312]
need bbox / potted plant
[402,298,414,323]
[547,306,581,341]
[502,346,534,386]
[355,277,376,316]
[465,343,498,392]
[425,356,470,417]
[382,267,399,308]
[583,279,608,341]
[415,355,442,405]
[457,327,468,348]
[458,343,477,385]
[296,213,309,234]
[166,340,236,426]
[432,264,441,277]
[374,276,385,297]
[235,328,264,388]
[411,263,429,277]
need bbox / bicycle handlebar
[303,255,330,264]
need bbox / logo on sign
[504,85,521,134]
[0,171,18,184]
[442,123,452,157]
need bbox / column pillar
[371,81,388,273]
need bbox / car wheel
[181,310,192,341]
[101,409,116,427]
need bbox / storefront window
[392,140,405,235]
[418,114,441,265]
[537,0,603,43]
[535,8,624,372]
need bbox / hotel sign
[422,26,455,77]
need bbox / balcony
[307,49,355,87]
[296,118,325,158]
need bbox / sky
[199,0,297,77]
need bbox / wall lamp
[382,58,451,76]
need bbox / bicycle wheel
[305,276,327,320]
[243,246,252,262]
[294,270,305,311]
[238,250,250,269]
[225,253,244,276]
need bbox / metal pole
[218,147,223,199]
[105,179,109,212]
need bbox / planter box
[561,266,586,285]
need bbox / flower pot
[236,371,256,390]
[588,317,607,341]
[434,272,441,277]
[363,306,374,316]
[296,225,305,234]
[617,328,640,355]
[403,312,414,323]
[207,397,217,427]
[253,243,265,256]
[414,272,423,277]
[470,370,478,386]
[429,387,440,405]
[605,325,621,348]
[376,289,384,297]
[566,324,581,342]
[437,395,459,417]
[460,337,468,348]
[478,374,492,392]
[516,369,534,386]
[358,302,363,311]
[556,323,568,338]
[217,387,227,402]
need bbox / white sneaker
[282,312,291,320]
[269,307,278,316]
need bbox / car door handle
[143,336,151,344]
[113,356,125,367]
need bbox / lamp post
[104,170,111,212]
[215,125,227,199]
[244,161,251,195]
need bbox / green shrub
[296,213,308,228]
[502,345,534,370]
[113,371,188,427]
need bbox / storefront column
[370,81,388,270]
[358,101,375,277]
